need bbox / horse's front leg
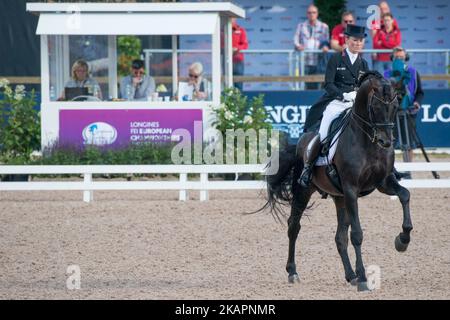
[286,185,314,283]
[378,173,413,252]
[333,196,357,285]
[343,187,369,291]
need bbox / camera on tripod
[388,62,440,179]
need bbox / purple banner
[59,109,203,146]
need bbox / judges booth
[26,2,245,148]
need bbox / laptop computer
[64,87,89,101]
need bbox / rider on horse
[298,24,369,188]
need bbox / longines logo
[280,16,292,21]
[265,105,310,124]
[414,5,428,9]
[436,4,448,8]
[422,104,450,123]
[435,27,447,32]
[413,28,428,32]
[260,28,273,32]
[415,16,428,20]
[260,5,272,10]
[261,40,273,44]
[415,39,428,44]
[396,5,409,9]
[281,28,294,32]
[261,16,273,21]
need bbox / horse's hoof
[395,235,409,252]
[357,281,370,292]
[350,278,358,286]
[288,273,300,284]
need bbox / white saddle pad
[315,129,342,166]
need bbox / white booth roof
[35,13,219,35]
[27,3,246,35]
[27,2,245,35]
[27,2,245,16]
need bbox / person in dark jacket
[299,24,369,188]
[384,47,424,169]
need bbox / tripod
[395,110,440,179]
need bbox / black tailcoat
[303,50,369,132]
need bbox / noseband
[351,88,397,148]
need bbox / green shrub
[0,79,40,164]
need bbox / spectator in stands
[370,1,398,38]
[384,47,424,169]
[231,17,248,92]
[373,12,401,74]
[330,11,355,52]
[294,4,330,90]
[120,59,156,101]
[370,1,399,70]
[61,59,102,100]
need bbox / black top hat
[344,24,367,38]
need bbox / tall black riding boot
[298,133,321,188]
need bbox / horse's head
[353,71,398,148]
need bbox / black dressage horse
[265,71,413,291]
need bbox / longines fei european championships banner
[59,109,202,146]
[245,90,450,148]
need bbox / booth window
[47,34,214,103]
[48,35,110,102]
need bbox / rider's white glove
[342,91,357,102]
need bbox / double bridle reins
[351,89,397,148]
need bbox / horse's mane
[357,70,386,87]
[357,70,393,98]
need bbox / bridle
[351,84,397,148]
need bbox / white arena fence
[0,163,449,202]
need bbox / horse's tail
[262,144,303,222]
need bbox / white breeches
[318,99,353,142]
[315,99,352,166]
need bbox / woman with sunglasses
[120,59,156,101]
[186,62,211,101]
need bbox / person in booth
[120,59,156,101]
[61,59,102,101]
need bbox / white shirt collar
[345,48,359,64]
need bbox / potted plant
[117,36,142,77]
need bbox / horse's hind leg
[378,174,413,252]
[286,186,314,283]
[333,196,357,285]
